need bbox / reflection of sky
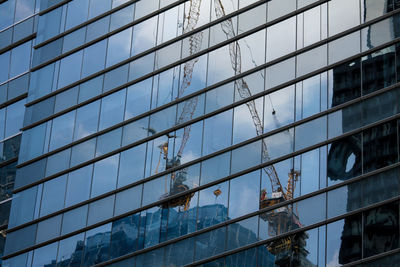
[326,219,345,267]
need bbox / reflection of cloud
[326,250,340,267]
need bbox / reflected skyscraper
[1,0,400,266]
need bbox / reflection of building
[328,2,400,263]
[2,0,400,266]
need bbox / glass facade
[2,0,400,266]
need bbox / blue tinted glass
[45,148,71,177]
[229,171,260,218]
[106,28,132,67]
[117,143,146,188]
[0,51,10,84]
[5,98,25,138]
[58,51,83,89]
[89,0,112,18]
[32,242,58,267]
[87,196,115,226]
[197,182,229,230]
[83,223,112,266]
[65,165,93,207]
[57,233,85,266]
[36,214,62,243]
[10,41,31,78]
[114,185,142,216]
[65,0,89,30]
[91,154,119,197]
[110,213,140,258]
[96,128,122,157]
[40,175,66,217]
[8,186,37,227]
[200,152,230,186]
[49,110,75,150]
[125,78,152,119]
[203,110,232,155]
[61,205,88,235]
[74,100,100,140]
[99,90,125,130]
[71,139,96,167]
[78,76,103,103]
[82,40,107,78]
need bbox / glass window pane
[362,46,396,95]
[61,205,88,235]
[110,213,140,259]
[203,110,232,156]
[40,175,66,217]
[87,196,115,226]
[65,165,93,207]
[266,17,296,62]
[328,0,360,36]
[326,216,361,266]
[106,28,132,67]
[57,233,85,266]
[74,100,100,140]
[83,223,112,265]
[32,242,58,267]
[49,110,75,151]
[91,154,119,197]
[99,90,126,130]
[114,185,142,216]
[125,78,152,120]
[82,39,107,78]
[229,171,260,219]
[197,182,229,230]
[200,152,230,186]
[363,121,398,173]
[264,85,295,133]
[70,138,96,167]
[207,45,234,85]
[58,51,83,89]
[295,116,327,151]
[95,128,122,157]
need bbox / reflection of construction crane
[155,0,300,232]
[154,0,205,212]
[213,0,306,264]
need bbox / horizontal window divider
[26,0,332,107]
[0,70,29,88]
[182,197,400,267]
[7,114,400,252]
[0,33,36,55]
[14,75,400,196]
[38,0,71,16]
[0,157,18,169]
[7,171,398,262]
[341,248,400,267]
[0,14,36,34]
[0,93,28,110]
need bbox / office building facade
[1,0,400,266]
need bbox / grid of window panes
[3,0,400,266]
[0,0,40,263]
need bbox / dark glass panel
[329,59,361,108]
[110,213,140,259]
[362,46,396,95]
[327,133,362,185]
[326,215,362,265]
[194,227,226,262]
[364,202,399,257]
[83,224,112,266]
[363,121,398,173]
